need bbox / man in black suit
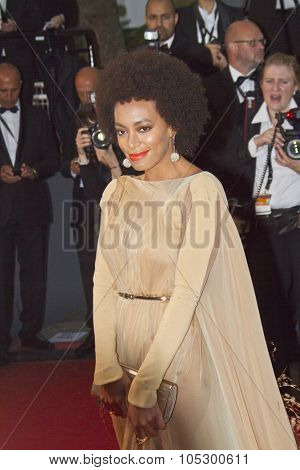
[248,0,300,58]
[0,0,42,103]
[198,20,265,233]
[145,0,227,75]
[0,63,59,365]
[61,66,124,358]
[175,0,244,75]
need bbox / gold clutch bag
[121,363,178,423]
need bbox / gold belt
[118,292,170,302]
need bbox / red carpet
[0,359,119,450]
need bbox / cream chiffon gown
[93,172,296,450]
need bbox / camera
[88,123,111,150]
[144,30,160,52]
[276,108,300,160]
[77,103,111,159]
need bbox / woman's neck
[198,0,216,13]
[143,157,199,182]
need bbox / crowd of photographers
[0,0,300,372]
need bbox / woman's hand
[99,373,131,418]
[127,402,165,441]
[276,145,300,173]
[254,126,285,149]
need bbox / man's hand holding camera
[76,127,121,177]
[75,127,91,164]
[95,145,122,177]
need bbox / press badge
[255,193,272,215]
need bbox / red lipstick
[128,150,149,161]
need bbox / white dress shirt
[160,34,175,50]
[248,98,300,209]
[0,0,7,54]
[0,101,20,166]
[276,0,297,9]
[0,0,7,15]
[196,1,219,44]
[229,65,256,103]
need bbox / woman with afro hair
[92,48,296,450]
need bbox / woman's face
[114,99,174,172]
[261,64,298,114]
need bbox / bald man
[198,20,265,227]
[61,66,124,358]
[0,63,59,365]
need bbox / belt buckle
[125,293,135,300]
[160,296,169,302]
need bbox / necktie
[0,106,18,114]
[160,43,170,54]
[234,72,256,88]
[243,91,256,143]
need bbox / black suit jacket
[170,28,216,76]
[38,0,79,28]
[248,0,300,57]
[176,1,244,45]
[0,0,42,60]
[0,105,59,228]
[199,66,262,202]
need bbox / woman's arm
[93,180,123,386]
[249,127,285,156]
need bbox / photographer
[75,125,122,199]
[144,0,227,76]
[61,66,124,357]
[246,53,300,372]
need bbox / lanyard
[0,114,18,144]
[255,128,277,197]
[193,2,219,44]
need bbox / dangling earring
[122,158,132,168]
[170,135,180,163]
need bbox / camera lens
[286,139,300,160]
[91,128,111,149]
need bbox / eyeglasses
[233,38,266,47]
